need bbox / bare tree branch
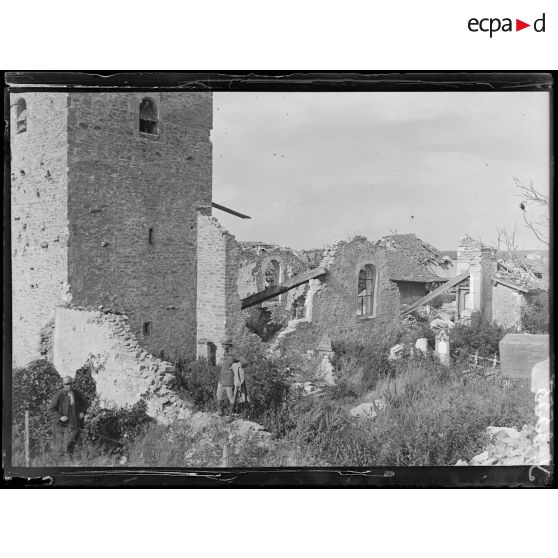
[514,177,549,246]
[495,224,519,261]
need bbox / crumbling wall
[196,213,244,362]
[52,307,190,422]
[456,236,496,319]
[492,283,524,329]
[11,92,71,367]
[65,92,213,362]
[237,242,309,327]
[278,237,401,353]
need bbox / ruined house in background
[402,236,548,330]
[238,234,454,354]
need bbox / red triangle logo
[516,19,530,31]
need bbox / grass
[12,358,535,468]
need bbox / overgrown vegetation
[11,361,152,466]
[12,360,61,456]
[450,312,507,359]
[11,319,536,467]
[176,335,303,436]
[331,340,396,399]
[176,357,220,408]
[521,292,549,334]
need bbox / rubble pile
[495,257,548,292]
[455,425,538,466]
[456,358,550,466]
[84,310,193,424]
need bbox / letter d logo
[534,13,546,32]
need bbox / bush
[236,335,303,435]
[12,360,61,454]
[84,399,153,448]
[331,340,396,399]
[450,312,507,359]
[521,293,549,333]
[72,363,97,405]
[175,357,220,408]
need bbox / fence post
[492,353,498,369]
[474,351,479,367]
[24,410,30,467]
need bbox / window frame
[356,263,378,318]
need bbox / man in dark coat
[49,375,88,456]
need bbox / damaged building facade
[11,91,243,414]
[11,92,548,415]
[237,234,454,354]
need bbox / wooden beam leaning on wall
[400,271,470,316]
[241,267,328,309]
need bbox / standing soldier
[216,336,236,417]
[231,357,250,416]
[49,375,88,457]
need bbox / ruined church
[10,91,547,415]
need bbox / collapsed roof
[495,257,548,293]
[377,234,453,283]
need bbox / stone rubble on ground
[350,401,383,419]
[456,357,550,467]
[456,425,538,466]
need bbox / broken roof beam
[400,271,470,316]
[241,267,327,310]
[212,202,251,219]
[493,278,530,293]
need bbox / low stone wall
[52,307,191,423]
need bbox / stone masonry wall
[66,92,213,362]
[492,283,523,329]
[279,237,401,353]
[10,93,71,367]
[456,237,496,319]
[196,213,244,362]
[237,244,308,324]
[196,213,227,361]
[53,308,191,422]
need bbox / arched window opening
[16,98,27,133]
[357,264,377,316]
[139,97,159,135]
[264,259,281,288]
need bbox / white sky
[212,92,550,251]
